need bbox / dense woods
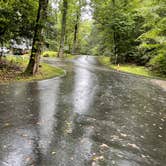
[90,0,166,75]
[0,0,166,76]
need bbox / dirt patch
[0,60,23,82]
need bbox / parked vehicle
[0,47,9,54]
[13,48,30,55]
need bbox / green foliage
[0,0,38,43]
[1,0,165,76]
[89,0,166,76]
[42,51,58,57]
[98,56,156,78]
[0,55,65,83]
[149,54,166,75]
[90,0,140,62]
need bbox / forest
[0,0,166,79]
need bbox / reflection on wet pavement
[0,56,166,166]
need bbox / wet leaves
[100,143,109,149]
[25,157,32,163]
[51,151,56,155]
[127,143,140,150]
[161,118,165,122]
[65,121,73,134]
[92,155,104,161]
[92,161,97,166]
[158,135,162,138]
[3,123,11,127]
[120,133,127,138]
[21,134,28,138]
[159,127,163,130]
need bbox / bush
[149,54,166,76]
[42,51,57,57]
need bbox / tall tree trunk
[25,0,49,75]
[72,12,80,54]
[57,0,68,58]
[72,0,81,55]
[0,40,4,62]
[111,0,118,64]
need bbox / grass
[19,63,65,82]
[0,55,65,83]
[42,50,75,59]
[42,51,58,57]
[63,54,75,60]
[98,56,164,79]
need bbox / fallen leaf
[92,155,104,161]
[100,143,109,149]
[51,151,56,155]
[127,143,140,150]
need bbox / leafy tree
[0,0,38,59]
[26,0,49,75]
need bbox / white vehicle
[0,47,9,54]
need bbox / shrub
[42,51,57,57]
[149,54,166,76]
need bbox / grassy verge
[42,51,58,57]
[0,55,65,83]
[98,56,165,79]
[42,51,75,60]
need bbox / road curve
[0,56,166,166]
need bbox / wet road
[0,56,166,166]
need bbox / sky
[51,0,93,21]
[82,0,93,20]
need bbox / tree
[25,0,49,75]
[138,0,166,74]
[0,0,38,60]
[71,0,82,54]
[57,0,68,57]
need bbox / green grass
[63,54,75,60]
[0,55,65,83]
[42,51,75,59]
[111,64,151,76]
[42,51,58,57]
[5,55,29,67]
[18,63,65,82]
[98,56,162,78]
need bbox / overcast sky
[82,0,93,20]
[51,0,93,21]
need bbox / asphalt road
[0,56,166,166]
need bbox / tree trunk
[57,0,68,58]
[111,0,118,64]
[0,41,4,62]
[72,0,81,55]
[25,0,49,75]
[72,12,80,54]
